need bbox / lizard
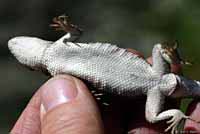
[8,15,200,134]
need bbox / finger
[126,48,183,74]
[10,90,41,134]
[40,75,104,134]
[126,48,145,58]
[170,64,182,74]
[101,98,128,134]
[184,100,200,133]
[128,122,166,134]
[146,57,152,65]
[146,56,182,74]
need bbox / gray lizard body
[8,36,177,97]
[8,16,200,134]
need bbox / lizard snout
[8,36,52,68]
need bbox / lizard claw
[165,111,188,134]
[50,15,83,44]
[187,116,200,123]
[50,15,83,34]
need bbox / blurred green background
[1,0,200,133]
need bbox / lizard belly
[42,42,158,97]
[46,56,156,97]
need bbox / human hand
[11,75,104,134]
[10,74,170,134]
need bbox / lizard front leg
[145,88,189,134]
[50,15,83,43]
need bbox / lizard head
[160,41,191,65]
[8,36,52,74]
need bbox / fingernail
[41,76,78,111]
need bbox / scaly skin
[8,15,200,134]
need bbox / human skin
[10,49,200,134]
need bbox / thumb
[40,75,104,134]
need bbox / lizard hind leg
[145,89,197,134]
[164,112,200,134]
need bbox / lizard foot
[50,15,83,35]
[187,117,200,123]
[165,111,188,134]
[50,15,83,44]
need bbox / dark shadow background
[1,0,200,133]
